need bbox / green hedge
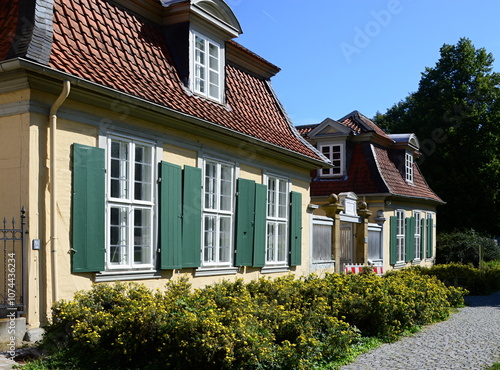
[409,262,500,295]
[41,271,466,369]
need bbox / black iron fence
[0,208,26,317]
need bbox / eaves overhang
[311,193,445,206]
[3,58,328,170]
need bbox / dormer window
[319,143,345,177]
[191,30,223,102]
[405,151,414,183]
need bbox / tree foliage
[376,38,500,236]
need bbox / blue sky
[230,0,500,126]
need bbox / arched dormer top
[162,0,242,40]
[388,133,420,150]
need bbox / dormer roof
[161,0,242,39]
[389,133,420,151]
[297,111,392,142]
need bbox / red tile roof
[45,0,322,161]
[372,145,443,203]
[338,111,391,140]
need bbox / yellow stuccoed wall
[19,93,314,328]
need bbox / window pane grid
[266,175,288,264]
[414,212,422,259]
[202,160,234,266]
[107,137,154,269]
[192,33,221,101]
[320,144,343,177]
[406,152,414,183]
[396,210,405,262]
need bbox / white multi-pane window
[319,143,344,177]
[266,175,288,264]
[107,137,154,269]
[396,209,405,263]
[405,151,414,183]
[414,211,422,260]
[192,31,222,102]
[202,159,234,266]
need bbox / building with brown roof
[297,111,444,275]
[0,0,331,338]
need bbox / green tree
[376,38,500,236]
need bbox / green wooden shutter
[405,217,415,262]
[420,219,425,259]
[182,165,202,268]
[159,162,183,269]
[253,184,267,267]
[72,144,105,273]
[289,191,302,266]
[389,216,397,265]
[235,179,256,266]
[427,217,434,258]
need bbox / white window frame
[414,211,422,260]
[190,30,223,102]
[396,209,405,263]
[319,143,345,178]
[201,158,235,267]
[405,151,414,183]
[106,135,156,271]
[265,173,289,266]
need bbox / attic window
[191,30,223,102]
[405,151,414,183]
[319,143,344,178]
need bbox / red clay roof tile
[46,0,321,161]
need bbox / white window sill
[393,261,406,269]
[412,258,422,265]
[194,267,238,277]
[95,270,161,282]
[261,265,289,274]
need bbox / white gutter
[49,80,71,304]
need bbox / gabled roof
[0,0,325,164]
[297,110,391,141]
[337,111,392,140]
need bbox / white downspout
[49,81,71,304]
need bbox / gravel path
[341,291,500,370]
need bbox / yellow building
[297,111,444,275]
[0,0,330,338]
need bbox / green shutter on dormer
[289,191,302,266]
[159,162,183,270]
[71,144,105,273]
